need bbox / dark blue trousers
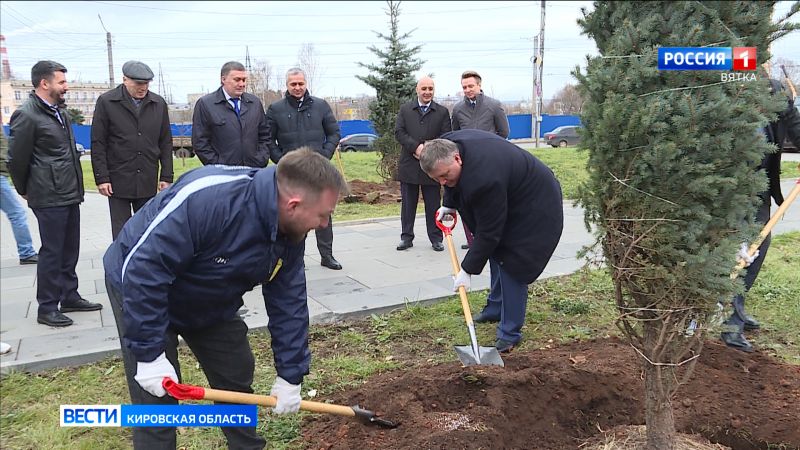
[31,204,81,315]
[480,258,529,343]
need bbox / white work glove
[270,376,302,414]
[737,242,759,267]
[436,206,457,222]
[134,352,178,398]
[453,269,471,292]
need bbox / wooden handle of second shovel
[731,179,800,278]
[201,387,356,418]
[443,233,475,324]
[334,147,347,179]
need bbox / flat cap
[122,60,154,82]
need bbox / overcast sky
[1,1,798,104]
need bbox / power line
[89,1,533,17]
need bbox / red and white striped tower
[0,34,11,80]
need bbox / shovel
[435,214,504,367]
[334,146,360,202]
[702,178,800,330]
[162,378,398,428]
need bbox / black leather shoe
[461,244,470,250]
[743,316,761,331]
[432,242,444,252]
[19,254,38,265]
[38,311,74,327]
[495,338,517,353]
[321,256,342,270]
[473,311,500,323]
[60,298,103,313]
[721,332,754,353]
[396,240,413,251]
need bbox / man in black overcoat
[420,130,564,351]
[394,76,451,252]
[91,60,174,239]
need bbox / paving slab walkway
[2,180,797,374]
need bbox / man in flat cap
[91,60,173,239]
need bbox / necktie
[231,98,241,121]
[50,105,64,127]
[420,105,428,114]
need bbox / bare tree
[247,59,282,107]
[544,83,585,115]
[297,43,323,93]
[773,57,798,91]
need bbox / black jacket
[762,79,800,205]
[441,130,563,284]
[266,92,340,163]
[395,99,452,185]
[91,85,174,199]
[192,87,270,167]
[8,93,84,208]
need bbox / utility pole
[98,15,114,87]
[245,46,252,93]
[158,63,170,103]
[536,1,546,147]
[531,36,539,143]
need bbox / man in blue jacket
[420,130,563,352]
[104,149,346,449]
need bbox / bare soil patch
[342,180,401,205]
[302,337,800,449]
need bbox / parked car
[339,133,377,152]
[544,126,581,148]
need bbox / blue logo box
[658,47,732,70]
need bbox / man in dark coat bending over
[420,130,564,352]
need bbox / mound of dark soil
[342,180,401,205]
[302,337,799,449]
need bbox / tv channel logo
[658,47,756,71]
[61,405,121,427]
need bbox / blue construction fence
[4,115,579,150]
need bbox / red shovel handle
[434,212,458,236]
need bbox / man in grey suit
[451,70,510,252]
[451,70,509,138]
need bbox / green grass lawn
[2,232,797,449]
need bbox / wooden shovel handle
[201,387,356,418]
[442,233,475,324]
[731,179,800,278]
[334,147,347,179]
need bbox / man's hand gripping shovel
[435,212,504,367]
[162,378,398,428]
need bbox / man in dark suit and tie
[192,61,270,167]
[394,76,452,252]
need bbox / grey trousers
[107,278,266,449]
